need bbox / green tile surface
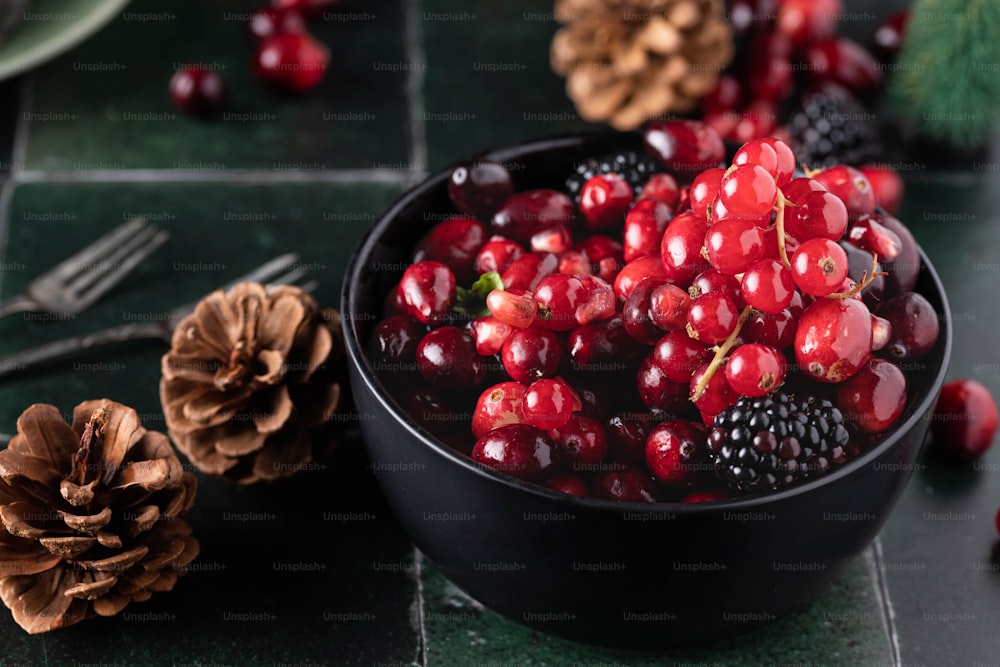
[23,0,410,171]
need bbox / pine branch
[890,0,1000,146]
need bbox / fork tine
[69,224,166,296]
[221,253,301,290]
[73,229,171,308]
[42,218,151,282]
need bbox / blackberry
[708,392,853,493]
[786,91,881,168]
[565,151,660,200]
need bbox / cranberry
[686,293,739,344]
[623,199,671,263]
[576,235,623,273]
[530,225,572,254]
[255,32,329,92]
[271,0,338,18]
[169,66,227,116]
[398,260,456,325]
[416,327,485,389]
[412,217,486,283]
[472,424,557,482]
[475,237,525,275]
[501,326,563,384]
[580,174,633,231]
[472,382,527,438]
[876,292,940,361]
[873,11,910,62]
[744,308,796,349]
[573,275,616,325]
[368,315,423,367]
[805,38,882,94]
[248,7,306,41]
[746,32,793,101]
[839,241,885,309]
[645,420,708,485]
[623,277,669,345]
[547,474,589,496]
[638,354,690,414]
[557,250,590,276]
[776,0,841,46]
[486,290,536,329]
[836,358,907,434]
[689,269,741,304]
[858,164,904,215]
[639,173,680,209]
[401,386,465,436]
[589,466,659,502]
[383,283,408,317]
[660,212,711,285]
[649,283,691,332]
[491,190,574,245]
[847,216,902,261]
[534,274,589,332]
[681,488,730,503]
[522,378,575,430]
[567,317,645,374]
[932,380,998,460]
[448,159,515,218]
[549,414,608,470]
[651,331,712,383]
[607,412,655,464]
[571,378,614,420]
[813,165,876,221]
[795,297,872,383]
[614,255,669,302]
[500,252,558,291]
[725,344,787,397]
[875,213,919,296]
[644,120,725,179]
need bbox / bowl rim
[341,130,954,514]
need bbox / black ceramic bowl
[341,132,952,648]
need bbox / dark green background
[0,0,998,665]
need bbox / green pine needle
[890,0,1000,146]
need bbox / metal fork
[0,218,171,319]
[0,253,314,380]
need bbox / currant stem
[775,191,791,269]
[826,253,883,299]
[692,304,753,401]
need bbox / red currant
[725,344,787,397]
[705,218,765,275]
[741,259,795,314]
[791,238,849,297]
[686,293,739,344]
[689,269,741,304]
[645,420,708,484]
[690,362,739,418]
[652,331,713,383]
[783,190,848,242]
[795,297,872,383]
[720,164,778,219]
[689,168,725,220]
[812,165,876,220]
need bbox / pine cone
[0,400,198,634]
[551,0,734,130]
[160,282,346,484]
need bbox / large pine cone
[160,282,345,484]
[0,400,199,634]
[551,0,734,129]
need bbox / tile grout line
[0,74,34,298]
[412,547,428,667]
[403,0,428,177]
[12,169,415,185]
[870,538,902,667]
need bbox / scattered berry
[169,66,227,116]
[931,380,998,461]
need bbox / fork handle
[0,294,40,320]
[0,321,173,380]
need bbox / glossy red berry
[472,382,527,438]
[652,331,712,383]
[492,190,574,245]
[398,260,456,325]
[624,198,671,263]
[858,164,904,215]
[472,424,556,482]
[689,168,725,220]
[791,238,849,297]
[720,164,778,219]
[741,259,795,314]
[567,317,646,373]
[759,138,796,187]
[660,212,710,285]
[875,213,919,296]
[573,275,616,325]
[835,358,907,434]
[705,218,765,275]
[649,283,691,332]
[639,173,680,209]
[725,344,787,397]
[475,237,525,275]
[606,413,654,464]
[522,378,576,430]
[547,474,589,496]
[580,174,633,230]
[623,278,669,344]
[689,269,741,304]
[500,252,559,291]
[448,159,515,218]
[644,120,725,179]
[248,7,306,41]
[530,225,572,254]
[931,379,998,461]
[468,316,515,356]
[776,0,841,46]
[812,165,876,220]
[876,292,940,361]
[795,297,872,383]
[412,217,486,283]
[416,327,486,389]
[848,216,902,261]
[783,190,848,242]
[637,354,690,414]
[744,308,797,349]
[614,255,669,302]
[255,32,329,92]
[589,466,659,502]
[701,75,743,114]
[501,326,563,384]
[549,414,608,470]
[686,293,739,344]
[690,362,739,418]
[368,315,424,367]
[873,11,910,62]
[805,38,882,94]
[645,420,708,484]
[533,274,588,332]
[169,66,227,116]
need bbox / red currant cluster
[370,121,942,502]
[170,0,334,116]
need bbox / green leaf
[453,272,503,318]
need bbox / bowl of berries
[341,123,951,648]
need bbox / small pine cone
[160,282,347,484]
[0,400,199,634]
[551,0,734,130]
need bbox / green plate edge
[0,0,131,82]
